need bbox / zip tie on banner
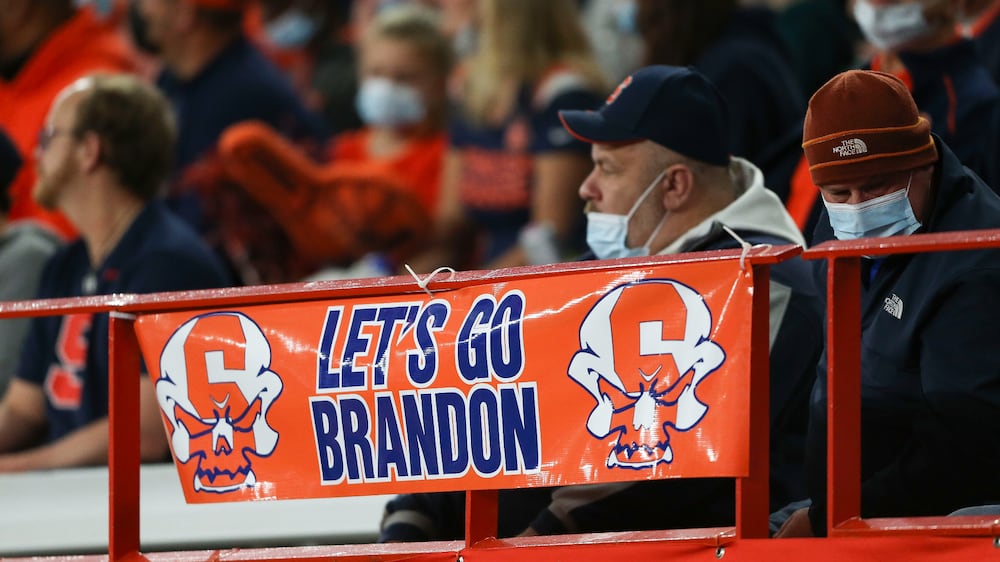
[721,225,771,271]
[404,264,457,297]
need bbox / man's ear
[660,164,694,211]
[77,131,102,173]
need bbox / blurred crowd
[2,0,998,287]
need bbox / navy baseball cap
[559,65,731,166]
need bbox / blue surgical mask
[378,0,407,13]
[615,0,638,35]
[823,174,922,240]
[452,24,479,59]
[853,0,932,51]
[265,8,319,49]
[74,0,114,19]
[355,77,426,128]
[586,171,666,260]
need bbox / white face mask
[853,0,933,51]
[355,77,426,128]
[586,171,667,260]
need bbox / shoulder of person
[531,64,603,110]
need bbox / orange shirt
[0,7,135,238]
[329,128,447,216]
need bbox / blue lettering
[457,298,493,383]
[316,307,344,390]
[400,391,440,477]
[375,393,408,479]
[311,383,541,486]
[435,391,469,476]
[491,292,525,380]
[341,308,378,389]
[469,386,502,476]
[310,398,344,483]
[500,384,541,473]
[340,396,375,482]
[372,305,418,388]
[406,302,448,386]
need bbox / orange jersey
[0,7,135,238]
[329,128,447,216]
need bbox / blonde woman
[331,5,453,220]
[411,0,606,271]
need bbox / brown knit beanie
[802,70,937,186]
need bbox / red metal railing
[2,234,1000,561]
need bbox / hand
[774,507,814,538]
[0,452,31,474]
[517,527,539,537]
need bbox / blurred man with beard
[0,73,229,472]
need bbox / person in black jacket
[380,66,823,540]
[635,0,806,201]
[776,69,1000,538]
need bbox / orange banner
[134,260,754,503]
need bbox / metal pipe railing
[5,235,998,561]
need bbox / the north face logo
[883,294,903,319]
[832,138,868,157]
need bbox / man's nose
[578,169,599,202]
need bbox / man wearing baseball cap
[511,66,824,535]
[777,70,1000,537]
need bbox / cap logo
[606,75,633,105]
[832,138,868,158]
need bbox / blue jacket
[895,40,998,187]
[694,7,806,199]
[806,138,1000,535]
[973,10,1000,85]
[157,35,328,230]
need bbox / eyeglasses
[37,127,73,151]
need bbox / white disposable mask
[823,173,922,239]
[586,171,667,260]
[355,77,426,128]
[853,0,933,51]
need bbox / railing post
[826,257,862,534]
[108,312,143,560]
[465,489,499,547]
[736,264,771,538]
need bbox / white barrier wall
[0,464,389,556]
